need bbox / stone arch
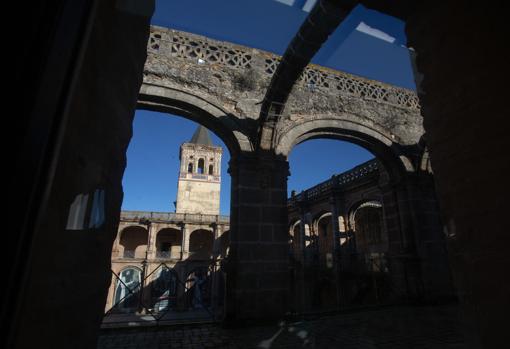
[314,212,333,262]
[217,229,230,258]
[313,211,332,235]
[348,200,386,253]
[289,219,300,239]
[275,118,410,181]
[138,83,253,157]
[189,229,214,260]
[155,228,182,259]
[420,147,433,174]
[347,200,383,231]
[288,220,301,256]
[119,226,148,258]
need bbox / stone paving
[97,304,465,349]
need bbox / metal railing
[104,260,225,326]
[155,251,181,260]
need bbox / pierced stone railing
[120,210,230,224]
[147,26,420,111]
[289,159,379,204]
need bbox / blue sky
[121,0,414,215]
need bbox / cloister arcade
[105,212,229,314]
[9,1,508,348]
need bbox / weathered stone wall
[143,26,423,157]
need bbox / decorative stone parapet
[147,26,420,111]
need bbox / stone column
[147,222,157,260]
[399,173,453,299]
[111,224,123,258]
[379,171,453,302]
[224,153,290,323]
[181,223,190,260]
[298,205,307,262]
[329,195,342,307]
[380,179,419,300]
[294,202,308,312]
[212,223,222,257]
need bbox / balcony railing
[155,251,181,260]
[147,26,420,111]
[120,211,230,224]
[289,159,379,205]
[122,250,135,259]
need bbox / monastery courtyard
[98,304,464,349]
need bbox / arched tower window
[208,164,214,175]
[198,158,205,174]
[188,163,193,173]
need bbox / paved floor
[97,305,466,348]
[102,309,214,329]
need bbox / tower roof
[190,125,213,146]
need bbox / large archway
[118,226,148,259]
[189,229,214,260]
[138,84,253,158]
[284,132,445,311]
[155,228,182,259]
[11,1,506,348]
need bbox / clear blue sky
[121,0,414,215]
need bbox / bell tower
[175,125,222,215]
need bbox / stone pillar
[147,223,157,260]
[298,206,307,261]
[380,180,421,300]
[224,153,290,323]
[380,173,453,302]
[181,223,190,260]
[111,224,123,258]
[329,196,342,306]
[212,223,222,257]
[294,203,308,312]
[403,174,453,300]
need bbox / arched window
[197,158,205,174]
[188,163,193,173]
[113,267,141,310]
[208,164,214,175]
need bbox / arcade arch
[118,226,148,259]
[155,228,182,259]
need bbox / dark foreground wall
[407,3,509,348]
[9,1,153,348]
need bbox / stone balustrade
[120,210,230,224]
[147,26,420,111]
